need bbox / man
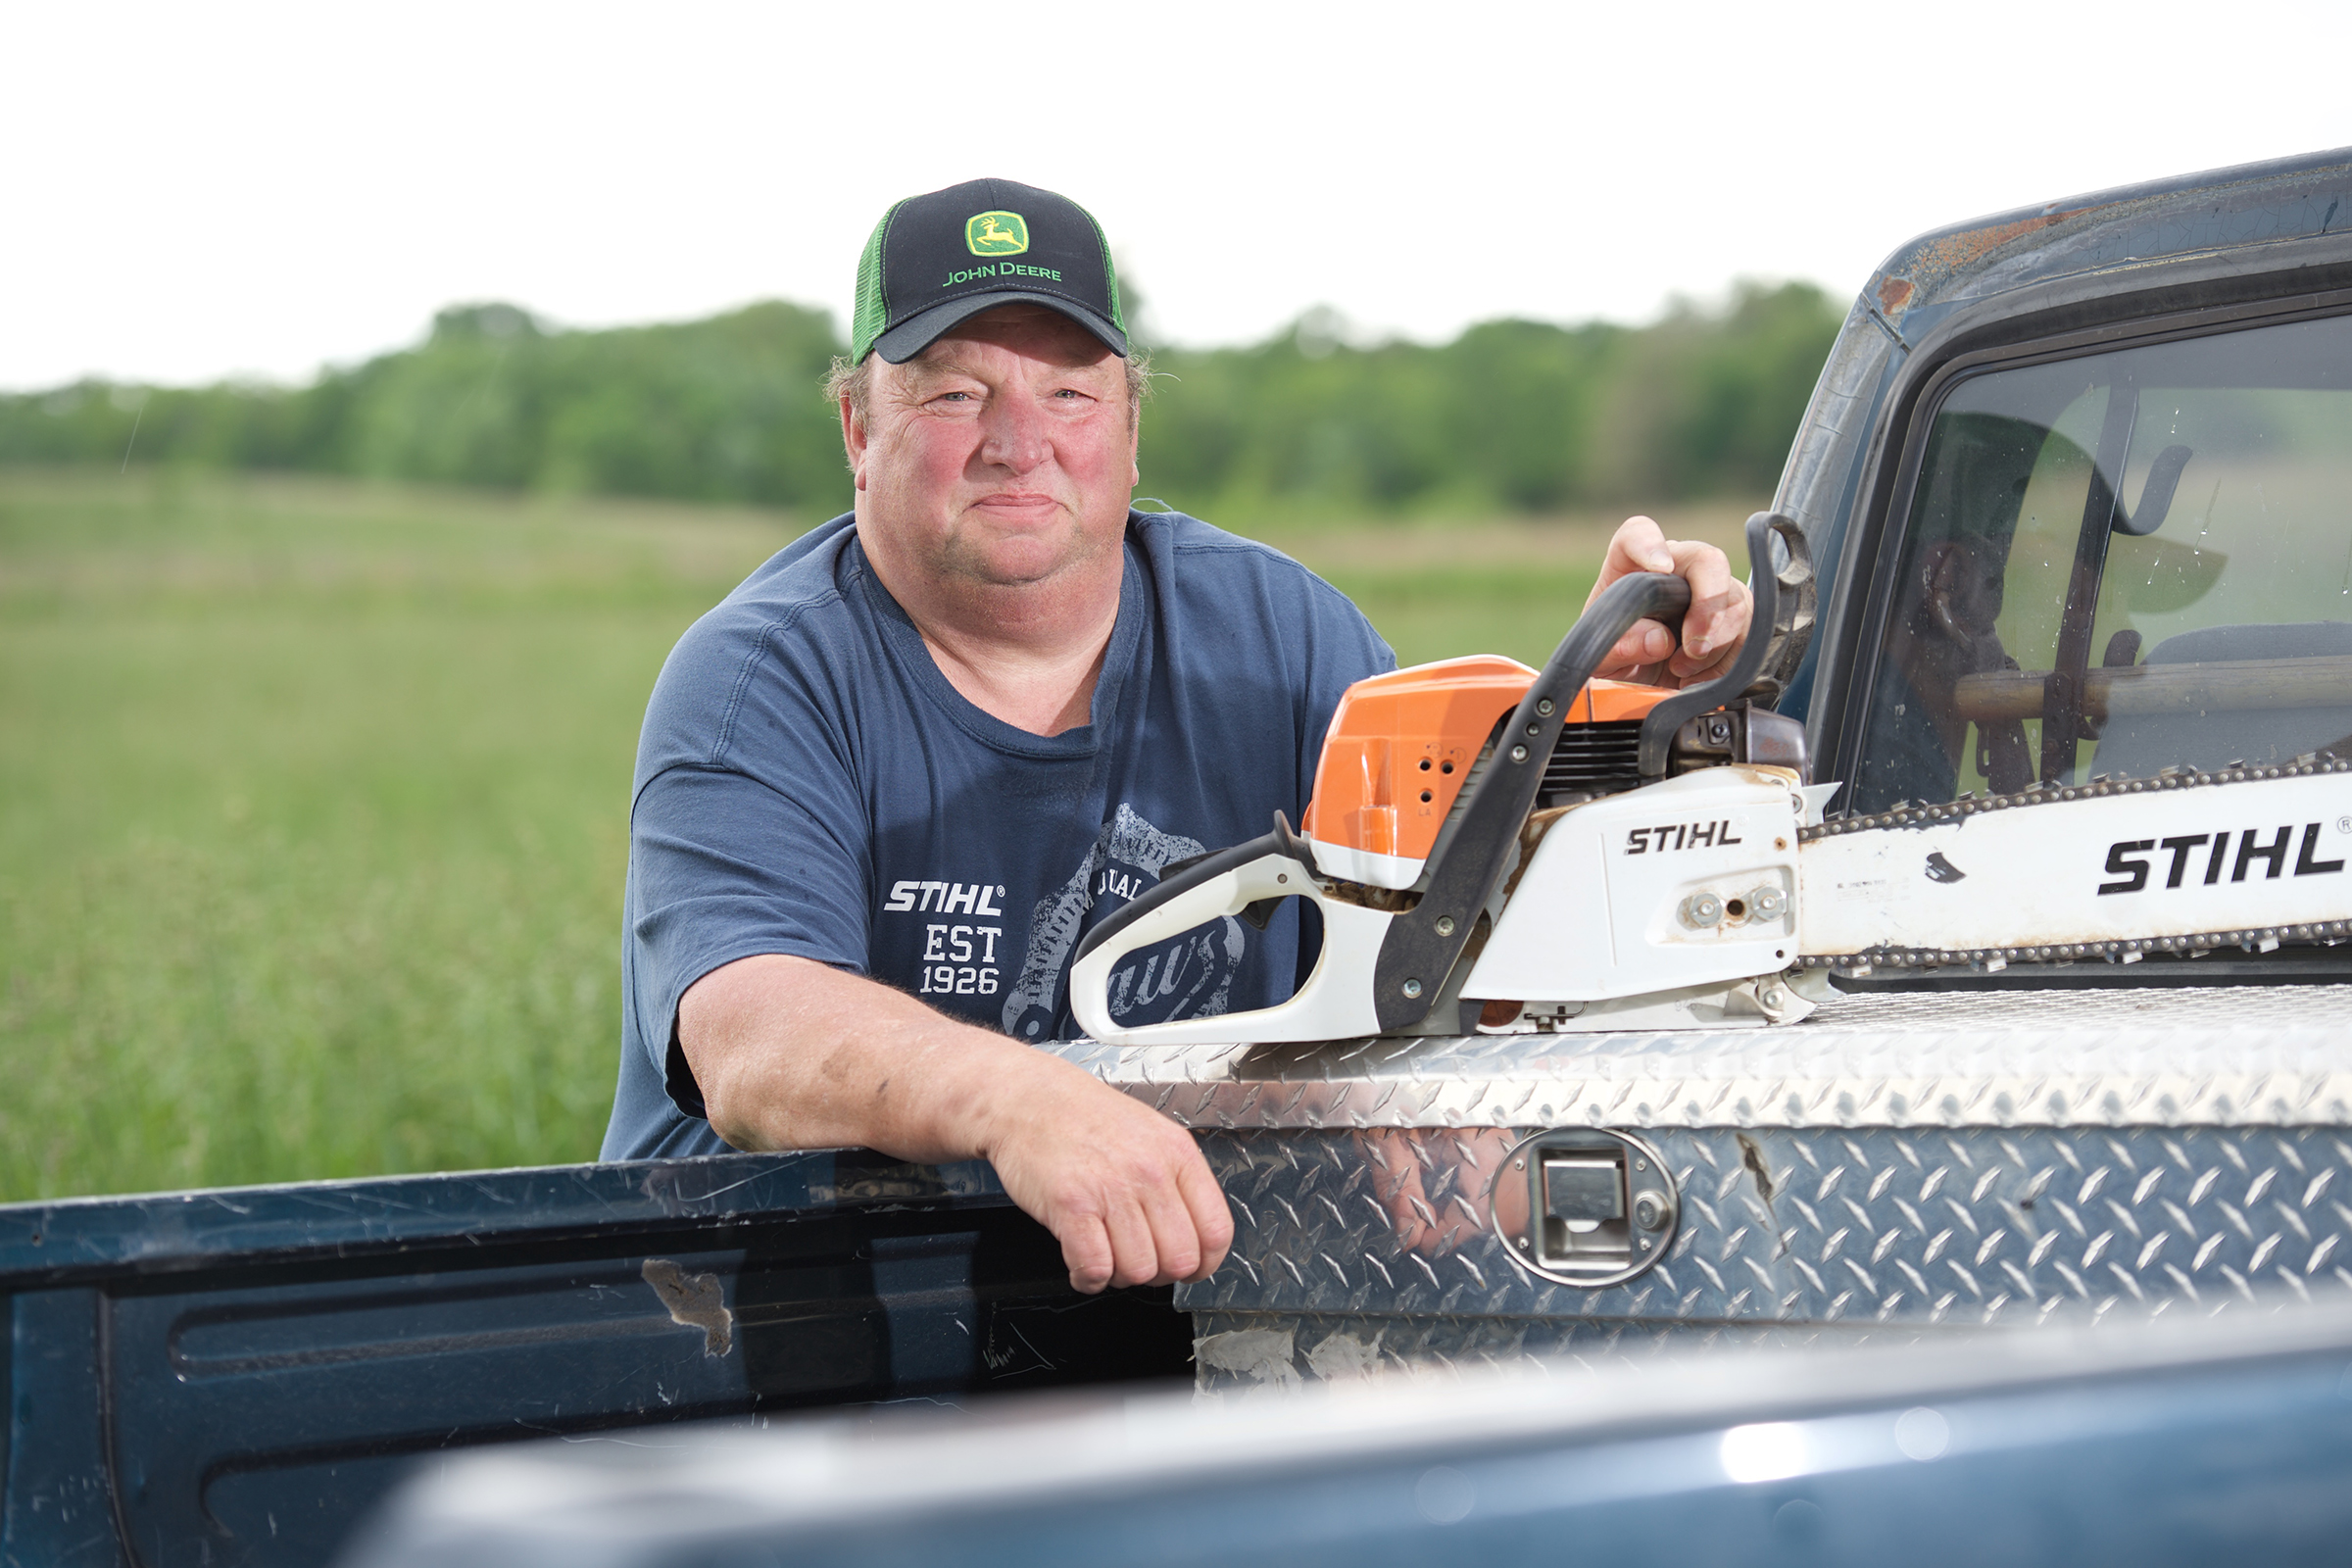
[1848,411,2047,812]
[602,177,1752,1296]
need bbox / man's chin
[945,519,1116,589]
[949,548,1084,589]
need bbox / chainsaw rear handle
[1075,828,1286,971]
[1068,830,1389,1046]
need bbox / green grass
[1320,562,1602,668]
[0,469,1757,1200]
[0,470,797,1200]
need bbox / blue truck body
[0,1153,1187,1564]
[346,1299,2352,1568]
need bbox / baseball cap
[850,177,1129,365]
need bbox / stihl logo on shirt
[882,879,1006,998]
[1625,820,1744,855]
[2097,823,2346,894]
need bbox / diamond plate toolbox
[1049,986,2352,1389]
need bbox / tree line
[0,282,1843,519]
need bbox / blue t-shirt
[601,509,1395,1160]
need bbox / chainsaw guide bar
[1798,755,2352,973]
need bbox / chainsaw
[1071,513,2352,1044]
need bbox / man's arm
[679,954,1234,1295]
[1587,515,1755,685]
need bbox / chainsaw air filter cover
[1303,659,1674,890]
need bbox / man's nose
[976,391,1051,473]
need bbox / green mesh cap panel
[1076,199,1126,335]
[849,199,906,364]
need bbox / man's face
[1920,536,2009,651]
[846,306,1138,592]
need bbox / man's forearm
[675,952,1235,1294]
[679,953,1043,1161]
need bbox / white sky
[2,0,2345,389]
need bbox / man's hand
[978,1053,1235,1293]
[680,954,1231,1294]
[1586,515,1753,687]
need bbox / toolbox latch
[1491,1128,1679,1288]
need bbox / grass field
[0,468,1757,1200]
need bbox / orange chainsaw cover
[1302,657,1673,868]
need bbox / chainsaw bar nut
[1680,891,1725,928]
[1750,885,1788,921]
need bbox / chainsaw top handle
[1365,566,1696,1031]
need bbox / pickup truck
[8,144,2352,1567]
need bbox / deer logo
[964,210,1030,257]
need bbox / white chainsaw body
[1068,768,1810,1046]
[1464,767,1801,1005]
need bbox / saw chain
[1795,755,2352,972]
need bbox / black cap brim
[872,292,1128,365]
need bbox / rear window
[1848,312,2352,814]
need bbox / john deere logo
[965,211,1029,257]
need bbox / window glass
[1849,314,2352,814]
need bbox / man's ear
[840,396,869,492]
